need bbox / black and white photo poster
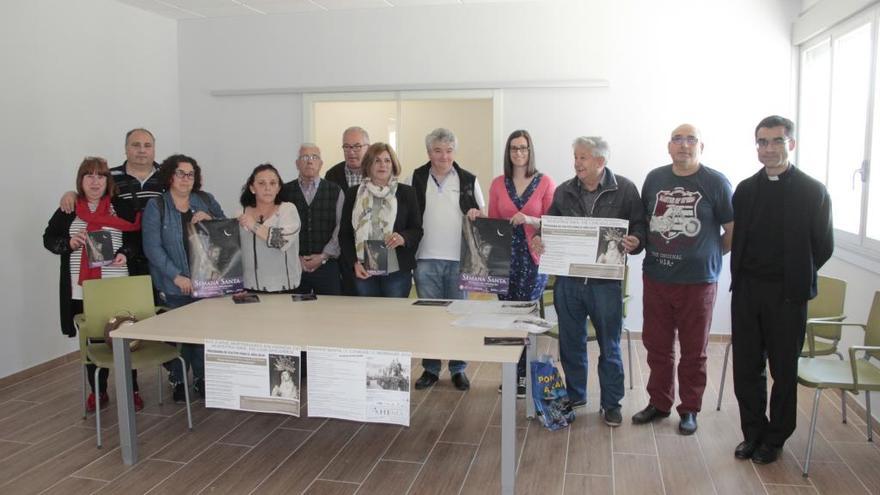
[307,346,411,426]
[204,339,301,416]
[539,216,629,280]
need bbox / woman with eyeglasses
[237,163,301,292]
[43,156,143,412]
[488,130,556,396]
[142,154,225,402]
[340,143,422,297]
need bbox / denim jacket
[142,191,225,298]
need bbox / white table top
[111,295,526,363]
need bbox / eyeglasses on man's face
[670,136,699,146]
[299,154,321,162]
[174,170,195,180]
[342,144,367,152]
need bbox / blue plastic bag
[530,354,575,430]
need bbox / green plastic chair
[75,275,192,447]
[798,289,880,477]
[541,269,634,389]
[803,276,847,358]
[716,275,848,411]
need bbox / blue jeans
[414,259,467,375]
[553,276,624,410]
[162,294,205,386]
[354,269,413,298]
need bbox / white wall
[2,0,179,378]
[178,0,802,335]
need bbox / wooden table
[111,295,528,494]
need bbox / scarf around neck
[351,179,398,263]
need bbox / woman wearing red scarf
[44,157,143,412]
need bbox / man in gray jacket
[533,136,646,427]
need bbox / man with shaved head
[632,124,734,435]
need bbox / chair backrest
[864,290,880,360]
[81,275,156,340]
[808,276,846,319]
[807,275,847,340]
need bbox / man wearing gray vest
[280,143,344,295]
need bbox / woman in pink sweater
[488,130,556,394]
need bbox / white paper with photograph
[307,346,411,426]
[204,339,301,416]
[447,300,538,315]
[538,216,629,280]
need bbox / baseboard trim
[0,351,80,391]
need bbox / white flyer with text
[307,346,411,427]
[204,339,301,416]
[538,215,629,280]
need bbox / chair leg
[867,391,873,442]
[841,390,847,424]
[178,356,193,431]
[157,367,163,405]
[804,388,822,477]
[716,341,732,411]
[94,367,103,448]
[625,327,633,390]
[81,365,88,419]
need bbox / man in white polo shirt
[406,128,485,391]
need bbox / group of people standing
[44,114,833,467]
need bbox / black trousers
[294,259,342,296]
[731,276,807,448]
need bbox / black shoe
[194,379,205,400]
[414,371,439,390]
[734,440,759,460]
[631,404,671,424]
[570,399,587,409]
[497,376,527,398]
[172,383,186,404]
[751,444,782,465]
[602,407,623,427]
[678,412,697,435]
[451,372,470,391]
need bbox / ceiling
[115,0,540,20]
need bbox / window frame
[797,7,880,261]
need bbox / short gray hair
[298,142,320,155]
[573,136,610,162]
[425,128,458,151]
[343,126,370,143]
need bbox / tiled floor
[0,338,877,494]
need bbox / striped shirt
[110,162,164,212]
[69,202,128,299]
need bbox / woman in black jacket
[43,156,143,412]
[340,143,422,297]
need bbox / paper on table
[446,300,538,315]
[452,313,554,334]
